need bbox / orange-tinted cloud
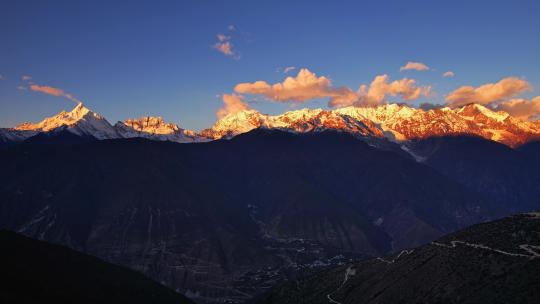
[443,71,455,78]
[235,68,346,103]
[495,96,540,120]
[330,74,431,107]
[234,68,430,108]
[30,84,82,103]
[400,61,430,71]
[213,34,236,57]
[446,77,531,107]
[216,94,250,118]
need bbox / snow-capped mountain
[336,103,540,147]
[205,103,540,147]
[1,103,205,144]
[201,108,384,139]
[115,116,205,143]
[14,103,119,140]
[2,102,540,147]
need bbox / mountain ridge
[2,102,540,149]
[252,213,540,304]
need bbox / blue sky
[1,0,539,130]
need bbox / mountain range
[1,102,540,303]
[2,102,540,148]
[2,126,540,302]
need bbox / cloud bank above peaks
[443,77,540,120]
[495,96,540,120]
[233,68,431,108]
[331,74,431,107]
[216,68,539,121]
[446,77,531,107]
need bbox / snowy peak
[456,104,510,122]
[14,103,118,140]
[115,116,203,143]
[201,109,265,139]
[15,103,93,131]
[202,107,385,140]
[119,116,181,135]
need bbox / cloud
[0,74,4,80]
[283,66,296,74]
[17,85,27,91]
[446,77,531,107]
[234,68,344,103]
[228,25,236,31]
[494,96,540,120]
[443,71,455,78]
[360,75,431,105]
[234,68,430,108]
[30,84,82,104]
[213,34,237,58]
[216,94,251,118]
[235,68,361,106]
[22,75,32,81]
[330,74,431,107]
[400,61,430,72]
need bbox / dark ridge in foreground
[0,229,194,304]
[0,129,491,302]
[253,213,540,304]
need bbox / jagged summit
[203,103,540,146]
[115,116,204,143]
